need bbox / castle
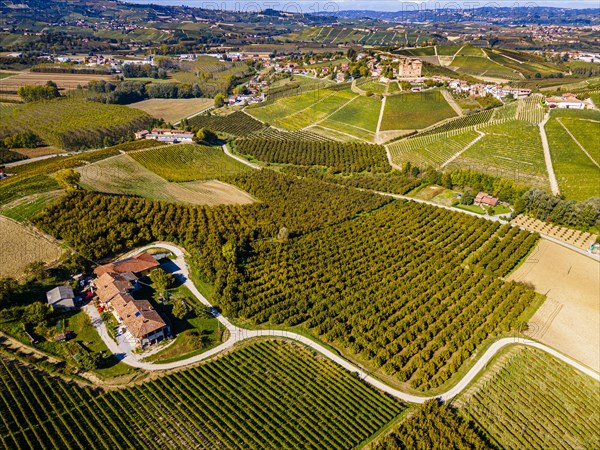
[397,57,422,78]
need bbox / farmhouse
[474,192,500,207]
[111,293,170,347]
[397,57,422,78]
[94,252,159,278]
[93,252,170,347]
[46,286,76,310]
[546,94,588,109]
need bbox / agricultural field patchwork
[456,347,600,450]
[318,95,382,141]
[0,341,404,449]
[0,71,114,93]
[0,216,63,278]
[129,144,251,182]
[380,90,457,131]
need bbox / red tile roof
[94,253,159,277]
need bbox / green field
[456,347,600,449]
[129,144,251,182]
[380,90,457,131]
[78,153,255,206]
[0,190,61,221]
[246,89,336,127]
[322,94,382,134]
[0,340,404,449]
[275,89,357,131]
[388,129,480,169]
[457,119,548,187]
[450,55,522,80]
[0,98,152,150]
[546,109,600,200]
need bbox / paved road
[87,242,600,404]
[5,152,69,167]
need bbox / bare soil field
[512,214,596,250]
[12,146,65,158]
[0,71,115,92]
[129,98,213,123]
[0,216,64,278]
[173,180,255,206]
[508,239,600,372]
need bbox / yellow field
[0,216,64,278]
[0,71,115,92]
[128,98,213,123]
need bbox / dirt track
[508,239,600,372]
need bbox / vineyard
[236,138,390,173]
[553,108,600,165]
[129,144,251,182]
[269,89,357,131]
[457,119,549,186]
[225,201,539,391]
[388,129,480,169]
[187,111,265,137]
[0,341,404,449]
[0,98,153,150]
[545,110,600,200]
[515,94,546,124]
[380,90,457,131]
[416,109,494,137]
[456,347,600,449]
[370,400,492,450]
[252,127,332,142]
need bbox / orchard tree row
[236,138,391,173]
[222,201,539,390]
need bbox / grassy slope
[380,90,457,131]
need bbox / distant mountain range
[316,6,600,25]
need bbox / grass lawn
[454,204,485,214]
[137,279,224,364]
[0,308,133,378]
[409,185,460,206]
[380,90,457,131]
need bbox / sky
[126,0,600,11]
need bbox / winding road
[87,242,600,405]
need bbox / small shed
[46,286,75,310]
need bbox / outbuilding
[46,286,76,310]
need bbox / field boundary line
[376,95,387,137]
[440,130,485,169]
[441,89,464,117]
[312,94,360,127]
[539,113,561,195]
[173,105,214,126]
[556,117,600,168]
[222,144,260,170]
[277,89,337,123]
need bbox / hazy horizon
[126,0,600,12]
